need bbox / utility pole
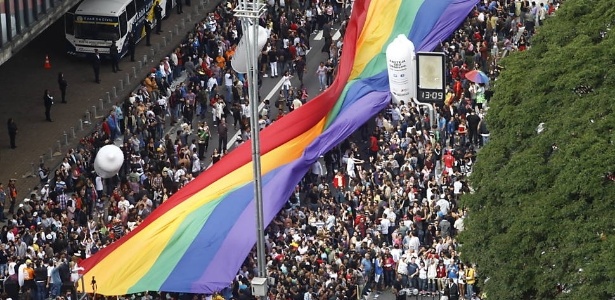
[234,0,269,298]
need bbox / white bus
[1,14,17,45]
[65,0,176,56]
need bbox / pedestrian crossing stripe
[314,30,341,41]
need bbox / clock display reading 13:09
[420,91,444,101]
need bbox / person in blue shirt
[447,262,459,281]
[361,253,374,292]
[447,116,458,147]
[49,259,63,299]
[488,0,498,13]
[374,255,384,292]
[407,256,419,289]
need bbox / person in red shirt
[332,170,346,203]
[443,150,455,174]
[383,253,396,288]
[436,260,447,293]
[354,215,366,237]
[451,65,460,81]
[479,41,489,70]
[453,79,463,102]
[473,29,482,42]
[101,121,111,139]
[288,43,297,60]
[369,134,379,160]
[459,64,469,83]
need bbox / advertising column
[385,34,416,104]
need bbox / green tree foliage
[460,1,615,299]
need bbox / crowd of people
[0,0,561,299]
[233,2,562,300]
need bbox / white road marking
[332,30,341,41]
[315,30,341,41]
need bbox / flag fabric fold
[80,0,478,295]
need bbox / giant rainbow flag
[81,0,477,295]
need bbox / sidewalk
[0,0,221,202]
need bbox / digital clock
[418,90,445,103]
[416,52,446,104]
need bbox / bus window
[126,0,136,20]
[75,22,120,41]
[136,0,147,10]
[119,12,127,36]
[64,12,75,36]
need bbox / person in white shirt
[95,176,104,197]
[207,76,218,96]
[118,197,130,214]
[158,61,167,79]
[241,101,250,119]
[408,232,421,254]
[384,207,397,223]
[214,100,225,126]
[6,230,15,242]
[174,166,186,183]
[66,195,76,220]
[453,178,463,196]
[325,213,336,231]
[8,258,16,276]
[316,62,327,91]
[346,153,364,180]
[380,214,391,241]
[191,153,201,176]
[436,196,450,215]
[390,105,402,127]
[390,244,402,262]
[454,213,465,232]
[292,98,303,111]
[282,71,293,100]
[397,255,408,278]
[224,71,233,103]
[304,288,314,300]
[258,115,267,131]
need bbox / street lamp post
[234,0,268,290]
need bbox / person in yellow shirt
[465,263,477,299]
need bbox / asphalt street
[0,0,336,188]
[193,27,343,167]
[0,1,221,191]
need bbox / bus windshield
[74,22,120,41]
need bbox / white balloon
[386,34,416,105]
[94,145,124,178]
[231,25,270,74]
